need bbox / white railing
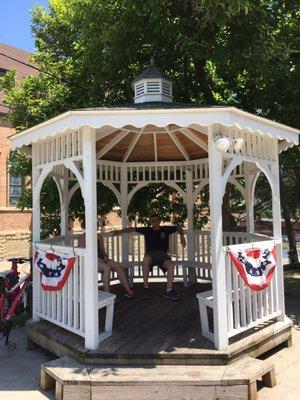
[34,242,86,337]
[36,231,283,343]
[224,239,282,338]
[42,230,261,283]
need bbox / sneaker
[164,289,181,301]
[141,287,151,300]
[124,288,134,299]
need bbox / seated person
[78,223,134,299]
[113,213,186,301]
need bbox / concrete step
[41,355,276,400]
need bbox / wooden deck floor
[97,282,213,356]
[27,282,292,366]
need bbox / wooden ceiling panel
[96,126,208,162]
[188,127,208,145]
[175,131,207,159]
[143,124,166,133]
[96,129,121,154]
[128,133,155,161]
[104,131,135,161]
[156,133,184,161]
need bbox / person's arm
[98,235,109,262]
[177,227,186,248]
[111,227,136,236]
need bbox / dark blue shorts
[147,250,171,273]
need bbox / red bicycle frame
[0,258,32,349]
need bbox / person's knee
[112,262,123,272]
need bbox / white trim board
[11,107,299,150]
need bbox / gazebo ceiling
[95,124,208,162]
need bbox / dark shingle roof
[74,102,225,112]
[132,58,171,83]
[133,65,171,82]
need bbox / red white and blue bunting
[229,245,277,291]
[34,250,76,291]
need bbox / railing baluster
[226,255,233,333]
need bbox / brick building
[0,43,37,259]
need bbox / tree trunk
[193,59,216,105]
[280,175,299,267]
[222,185,236,232]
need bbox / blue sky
[0,0,49,52]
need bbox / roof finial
[150,56,155,66]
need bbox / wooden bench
[120,260,212,287]
[40,355,276,400]
[196,290,214,341]
[97,290,115,343]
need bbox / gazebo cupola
[132,57,173,103]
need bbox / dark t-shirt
[135,226,177,253]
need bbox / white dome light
[234,138,244,152]
[214,135,231,153]
[214,135,244,153]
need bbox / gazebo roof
[10,105,299,162]
[132,62,172,84]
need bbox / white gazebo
[11,63,299,357]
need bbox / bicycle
[0,257,32,350]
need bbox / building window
[0,68,8,77]
[9,175,23,206]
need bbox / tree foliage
[0,0,299,262]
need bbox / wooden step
[41,355,276,400]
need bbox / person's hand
[103,255,109,263]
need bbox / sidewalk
[0,273,299,399]
[257,272,300,400]
[0,326,55,400]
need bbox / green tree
[0,0,299,263]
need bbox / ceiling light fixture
[214,134,231,153]
[214,135,244,153]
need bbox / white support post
[82,126,99,350]
[120,165,129,265]
[270,146,285,320]
[208,125,228,350]
[53,165,69,236]
[245,162,259,235]
[60,165,69,236]
[186,168,196,284]
[32,155,41,321]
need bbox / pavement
[0,263,299,399]
[257,272,300,400]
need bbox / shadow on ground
[0,325,56,399]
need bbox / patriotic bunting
[229,245,277,291]
[34,250,76,291]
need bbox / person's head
[149,213,162,229]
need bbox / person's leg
[98,259,111,292]
[163,260,175,290]
[163,259,180,300]
[106,259,130,290]
[142,254,152,289]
